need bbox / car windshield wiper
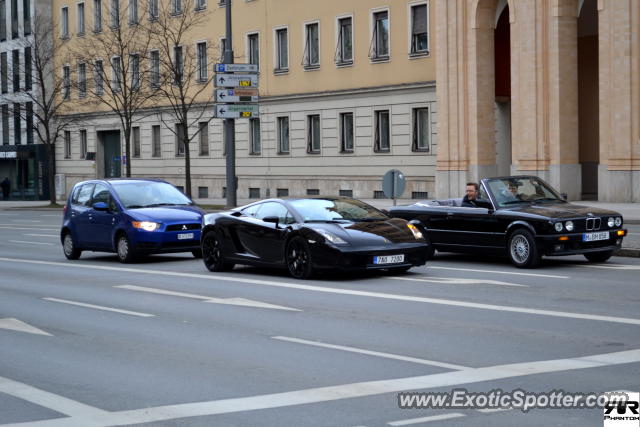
[126,204,145,209]
[501,200,531,205]
[304,219,352,223]
[533,197,564,203]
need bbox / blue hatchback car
[61,179,204,262]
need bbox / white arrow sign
[215,89,259,103]
[0,318,52,336]
[215,73,258,88]
[215,103,260,118]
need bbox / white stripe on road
[580,264,640,270]
[0,226,58,231]
[12,348,640,426]
[1,257,639,326]
[389,276,528,288]
[9,240,54,246]
[42,298,155,318]
[272,336,470,370]
[0,375,107,419]
[477,407,512,413]
[24,234,59,237]
[11,220,43,223]
[388,413,466,425]
[428,266,568,279]
[0,318,52,336]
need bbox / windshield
[111,181,192,209]
[289,198,388,222]
[486,177,563,208]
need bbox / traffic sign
[215,104,260,118]
[215,63,259,73]
[215,89,259,103]
[215,73,258,88]
[382,169,406,205]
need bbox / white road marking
[42,298,154,318]
[580,264,640,271]
[1,257,639,325]
[11,220,43,223]
[428,266,568,279]
[272,336,469,370]
[0,226,58,231]
[388,413,466,425]
[12,348,640,426]
[9,240,54,246]
[389,276,528,288]
[41,214,61,217]
[116,285,300,312]
[0,318,52,336]
[24,234,58,237]
[477,407,512,413]
[0,213,18,216]
[0,375,107,419]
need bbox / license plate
[177,233,195,240]
[582,231,609,242]
[373,254,405,264]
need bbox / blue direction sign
[215,89,259,103]
[215,63,259,73]
[215,104,260,119]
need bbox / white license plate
[177,233,195,240]
[373,254,405,265]
[582,231,609,242]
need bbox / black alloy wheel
[507,228,540,268]
[286,236,314,279]
[202,231,234,272]
[584,250,614,263]
[116,234,137,263]
[62,232,82,260]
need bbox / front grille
[585,218,601,231]
[166,223,201,232]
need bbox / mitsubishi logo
[182,225,187,231]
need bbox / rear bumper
[537,229,626,256]
[310,242,430,271]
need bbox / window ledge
[370,56,390,63]
[335,60,353,68]
[273,68,289,75]
[277,151,290,155]
[303,64,320,71]
[340,149,354,154]
[412,148,430,153]
[92,29,102,34]
[374,149,390,153]
[307,150,321,155]
[409,51,429,59]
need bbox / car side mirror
[561,193,568,201]
[92,202,109,211]
[263,216,280,227]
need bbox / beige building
[436,0,640,202]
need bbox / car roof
[73,178,169,187]
[235,196,357,209]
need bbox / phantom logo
[605,401,639,415]
[603,392,640,427]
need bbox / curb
[614,248,640,258]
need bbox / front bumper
[310,242,430,271]
[133,229,202,253]
[537,229,627,256]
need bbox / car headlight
[615,217,622,227]
[565,221,574,232]
[132,221,160,231]
[554,222,563,232]
[607,217,615,228]
[407,223,424,240]
[317,229,348,245]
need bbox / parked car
[61,179,203,262]
[389,176,627,268]
[200,197,430,279]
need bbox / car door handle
[446,212,454,218]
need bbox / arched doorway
[494,2,512,176]
[578,0,599,199]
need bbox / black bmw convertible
[200,197,430,279]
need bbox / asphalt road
[0,211,639,427]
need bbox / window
[172,0,181,14]
[0,0,5,41]
[24,47,32,90]
[62,65,70,99]
[26,102,33,144]
[78,62,87,97]
[275,28,288,72]
[277,116,289,154]
[370,10,389,60]
[174,45,183,84]
[195,0,206,10]
[374,110,390,152]
[61,7,70,37]
[23,0,31,35]
[335,16,352,65]
[249,118,260,154]
[373,190,385,199]
[196,42,207,81]
[175,123,185,156]
[111,56,121,91]
[77,2,85,35]
[248,33,259,67]
[110,0,119,28]
[303,22,319,69]
[306,188,319,196]
[94,59,104,94]
[150,50,159,88]
[412,107,429,151]
[151,125,161,157]
[218,37,226,62]
[410,3,428,55]
[198,122,208,155]
[76,183,94,205]
[1,105,8,144]
[12,50,19,92]
[412,191,428,199]
[148,0,158,19]
[340,112,354,152]
[277,188,288,197]
[79,129,87,158]
[130,54,139,90]
[128,0,138,24]
[11,0,17,38]
[198,186,208,198]
[0,53,6,93]
[93,0,102,32]
[249,188,260,199]
[64,131,71,158]
[339,189,353,197]
[13,103,20,144]
[132,126,140,157]
[307,114,320,153]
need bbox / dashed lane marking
[9,240,54,246]
[387,413,466,425]
[42,298,155,318]
[427,266,568,279]
[389,276,528,288]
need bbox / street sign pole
[224,0,236,208]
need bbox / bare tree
[148,0,215,197]
[13,15,78,204]
[71,0,158,177]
